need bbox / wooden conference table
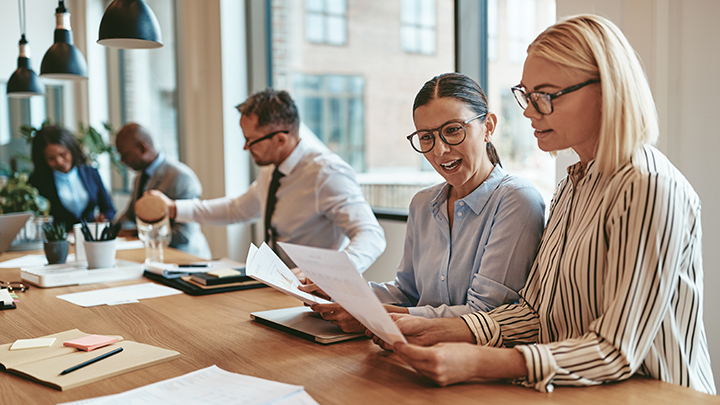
[0,247,718,405]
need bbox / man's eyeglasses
[245,130,289,149]
[511,79,600,115]
[406,113,487,154]
[1,281,30,293]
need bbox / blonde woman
[376,14,716,395]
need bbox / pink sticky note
[63,335,120,351]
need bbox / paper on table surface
[58,365,318,405]
[10,338,57,350]
[57,283,182,307]
[0,254,76,268]
[279,242,407,345]
[245,243,331,306]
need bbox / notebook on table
[0,212,33,254]
[250,306,365,345]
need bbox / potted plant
[0,171,51,251]
[42,221,69,265]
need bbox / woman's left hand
[393,343,527,387]
[310,303,366,333]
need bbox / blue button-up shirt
[370,165,545,318]
[54,166,89,218]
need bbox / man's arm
[315,164,386,272]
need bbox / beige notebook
[0,329,180,391]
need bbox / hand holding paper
[245,243,331,306]
[278,242,407,345]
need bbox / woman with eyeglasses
[370,14,715,395]
[304,72,545,332]
[29,125,116,232]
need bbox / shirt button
[441,275,445,281]
[459,201,465,206]
[457,211,463,217]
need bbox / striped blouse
[461,145,716,394]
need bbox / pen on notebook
[176,263,212,268]
[60,347,123,375]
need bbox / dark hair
[236,89,300,130]
[31,125,87,176]
[413,73,501,166]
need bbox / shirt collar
[430,164,506,216]
[276,139,308,176]
[144,152,165,177]
[53,165,79,181]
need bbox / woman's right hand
[370,313,476,351]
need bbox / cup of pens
[78,220,121,269]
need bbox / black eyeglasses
[406,113,487,154]
[1,281,30,293]
[244,130,289,148]
[511,79,600,115]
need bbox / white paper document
[245,243,331,306]
[278,242,407,345]
[59,365,319,405]
[0,254,76,268]
[57,282,182,307]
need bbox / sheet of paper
[10,338,56,350]
[279,242,407,345]
[58,365,318,405]
[0,254,76,268]
[245,243,330,306]
[57,283,182,307]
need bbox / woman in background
[30,125,115,231]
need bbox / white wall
[557,0,720,391]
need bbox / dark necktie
[264,167,284,246]
[136,171,150,201]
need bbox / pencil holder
[84,239,117,269]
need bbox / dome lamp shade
[98,0,163,49]
[40,1,88,81]
[8,35,45,98]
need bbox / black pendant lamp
[98,0,163,49]
[8,0,45,98]
[40,0,88,81]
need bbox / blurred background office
[0,0,718,391]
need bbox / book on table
[0,329,180,391]
[189,268,253,286]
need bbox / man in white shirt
[152,89,385,272]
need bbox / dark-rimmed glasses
[406,113,487,154]
[1,281,30,293]
[511,79,600,115]
[244,130,289,149]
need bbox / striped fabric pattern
[461,145,716,394]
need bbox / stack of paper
[58,365,319,404]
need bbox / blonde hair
[528,14,658,174]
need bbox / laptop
[0,212,33,254]
[250,306,365,345]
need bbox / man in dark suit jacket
[115,123,210,259]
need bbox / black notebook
[143,270,266,296]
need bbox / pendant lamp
[98,0,163,49]
[8,0,45,98]
[40,0,88,81]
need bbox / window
[294,74,365,171]
[115,0,178,162]
[305,0,347,45]
[272,0,454,210]
[401,0,437,55]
